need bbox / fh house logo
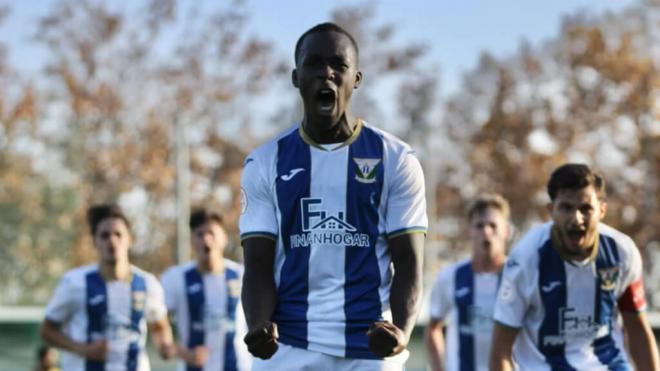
[290,198,370,248]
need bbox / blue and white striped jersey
[160,260,251,371]
[494,222,646,370]
[44,264,168,371]
[429,259,500,371]
[239,121,427,359]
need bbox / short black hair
[547,163,606,201]
[87,203,131,235]
[189,208,224,230]
[294,22,359,65]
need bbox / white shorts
[252,342,409,371]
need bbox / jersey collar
[298,119,363,151]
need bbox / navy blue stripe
[455,262,475,371]
[538,240,577,370]
[273,130,311,349]
[223,267,240,371]
[185,267,205,371]
[593,235,628,370]
[85,270,107,371]
[344,126,384,359]
[126,272,146,371]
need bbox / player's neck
[302,113,358,144]
[100,261,131,281]
[471,254,505,273]
[197,257,224,275]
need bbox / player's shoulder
[508,222,553,266]
[224,258,244,275]
[598,223,638,261]
[362,122,413,153]
[433,258,470,285]
[131,265,163,287]
[62,264,98,283]
[244,124,297,164]
[161,262,195,280]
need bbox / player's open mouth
[567,229,586,243]
[315,88,336,113]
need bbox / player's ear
[599,200,607,219]
[546,201,553,215]
[354,71,362,89]
[292,69,299,88]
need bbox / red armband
[618,279,646,312]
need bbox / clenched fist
[367,321,406,357]
[244,321,279,359]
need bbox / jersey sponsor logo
[542,307,609,346]
[353,158,380,184]
[459,305,495,334]
[597,266,619,291]
[89,294,105,306]
[541,281,562,293]
[455,286,471,298]
[290,198,370,248]
[188,282,202,294]
[281,168,305,181]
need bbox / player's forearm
[623,312,660,370]
[424,325,446,371]
[389,233,424,341]
[489,323,518,371]
[149,318,174,349]
[242,238,278,329]
[40,319,84,355]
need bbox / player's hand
[158,341,176,360]
[179,345,209,367]
[244,321,279,359]
[79,340,108,361]
[367,321,406,357]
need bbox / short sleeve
[429,267,454,321]
[44,274,78,324]
[160,267,179,313]
[385,150,428,237]
[493,258,529,328]
[145,275,168,322]
[239,154,278,241]
[617,240,647,312]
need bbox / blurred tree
[437,1,660,306]
[0,0,287,304]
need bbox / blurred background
[0,0,658,369]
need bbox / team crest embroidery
[132,291,146,311]
[598,266,619,291]
[227,278,241,298]
[353,158,381,184]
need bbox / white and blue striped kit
[494,222,644,370]
[429,259,501,371]
[160,260,250,371]
[44,264,167,371]
[240,121,427,359]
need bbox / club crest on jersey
[353,158,380,184]
[598,266,619,291]
[132,291,146,311]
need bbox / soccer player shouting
[239,22,427,371]
[490,164,659,370]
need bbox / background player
[40,203,175,371]
[490,163,660,370]
[239,22,427,370]
[161,208,251,371]
[425,193,511,371]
